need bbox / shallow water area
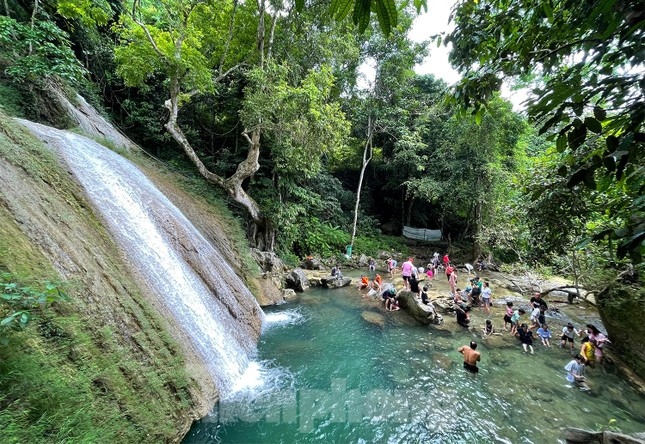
[184,280,645,443]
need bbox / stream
[184,275,645,443]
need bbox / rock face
[47,82,139,152]
[302,256,324,270]
[396,290,443,325]
[251,248,288,273]
[563,427,645,444]
[2,116,230,441]
[285,268,310,292]
[598,282,645,385]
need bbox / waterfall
[19,120,265,396]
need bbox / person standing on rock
[458,341,481,373]
[503,301,514,331]
[530,292,548,310]
[481,281,492,315]
[448,268,458,297]
[401,257,414,290]
[516,323,535,354]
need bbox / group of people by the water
[353,254,609,388]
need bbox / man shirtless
[458,341,481,373]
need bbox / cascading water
[20,120,265,396]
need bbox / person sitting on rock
[482,319,501,337]
[358,274,369,290]
[421,285,431,305]
[374,273,383,290]
[385,294,400,311]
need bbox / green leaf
[567,168,587,187]
[593,106,607,121]
[474,108,483,125]
[294,0,305,12]
[331,0,354,20]
[556,134,567,152]
[584,117,602,134]
[606,135,619,151]
[353,0,372,33]
[413,0,428,13]
[373,0,398,37]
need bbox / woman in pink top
[401,258,414,290]
[586,324,609,365]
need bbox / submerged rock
[361,310,386,328]
[562,427,645,444]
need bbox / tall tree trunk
[256,0,266,68]
[406,196,415,226]
[4,0,10,17]
[29,0,39,55]
[350,116,374,252]
[472,199,483,261]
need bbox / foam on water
[263,309,305,330]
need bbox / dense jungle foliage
[0,0,642,441]
[0,0,640,268]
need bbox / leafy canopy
[446,0,644,262]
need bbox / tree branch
[532,38,605,63]
[219,0,239,75]
[131,0,165,59]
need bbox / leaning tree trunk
[163,76,273,250]
[350,116,374,252]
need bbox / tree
[446,0,644,263]
[114,0,349,250]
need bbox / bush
[0,273,68,335]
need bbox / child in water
[503,301,514,331]
[536,324,552,347]
[565,354,589,390]
[516,323,535,354]
[482,319,501,337]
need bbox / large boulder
[302,269,329,287]
[358,254,369,267]
[396,290,443,325]
[285,268,310,292]
[302,256,324,270]
[251,248,288,273]
[321,276,352,289]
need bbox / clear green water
[184,283,645,443]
